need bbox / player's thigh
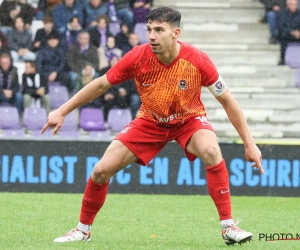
[186,129,222,166]
[92,140,138,178]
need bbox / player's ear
[173,27,181,39]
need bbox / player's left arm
[215,89,264,174]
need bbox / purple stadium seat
[49,85,69,109]
[296,69,300,88]
[79,108,106,131]
[134,23,148,44]
[60,111,78,131]
[109,21,121,37]
[4,129,25,137]
[107,108,132,132]
[23,107,47,130]
[0,106,20,129]
[89,130,111,140]
[285,43,300,68]
[0,102,14,108]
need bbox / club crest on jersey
[178,80,188,90]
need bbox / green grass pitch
[0,193,299,250]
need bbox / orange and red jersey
[106,41,219,126]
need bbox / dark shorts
[114,116,215,166]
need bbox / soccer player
[41,6,265,245]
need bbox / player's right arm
[41,74,112,135]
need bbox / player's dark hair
[146,7,181,28]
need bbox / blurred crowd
[0,0,153,120]
[259,0,300,65]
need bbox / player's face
[146,21,179,54]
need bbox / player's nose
[148,30,156,40]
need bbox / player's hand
[244,142,265,175]
[41,109,65,135]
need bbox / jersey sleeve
[200,53,219,87]
[106,48,136,85]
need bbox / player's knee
[201,145,222,166]
[92,164,112,183]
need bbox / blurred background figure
[36,0,62,20]
[108,0,134,31]
[122,32,140,56]
[8,16,36,62]
[36,33,72,91]
[129,0,152,24]
[99,55,140,120]
[61,16,82,53]
[259,0,286,44]
[0,53,23,113]
[53,0,84,34]
[84,0,108,27]
[115,22,130,50]
[75,62,103,108]
[22,60,50,113]
[0,0,33,34]
[277,0,300,65]
[98,35,122,70]
[66,30,99,91]
[89,14,112,48]
[33,15,59,52]
[0,31,10,56]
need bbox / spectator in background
[0,34,12,60]
[98,35,122,70]
[84,0,108,27]
[36,33,72,91]
[27,0,40,18]
[89,14,112,48]
[0,53,23,113]
[129,0,152,24]
[115,22,130,49]
[33,15,60,52]
[8,16,36,62]
[0,32,10,57]
[75,62,98,92]
[0,31,8,48]
[122,32,140,56]
[36,0,61,20]
[260,0,286,44]
[99,55,140,120]
[66,30,99,90]
[0,0,33,33]
[61,16,82,53]
[53,0,84,34]
[22,60,50,113]
[74,62,103,108]
[108,0,134,31]
[277,0,300,65]
[97,55,123,120]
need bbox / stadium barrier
[0,140,299,197]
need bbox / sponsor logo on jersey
[151,111,189,123]
[178,80,188,90]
